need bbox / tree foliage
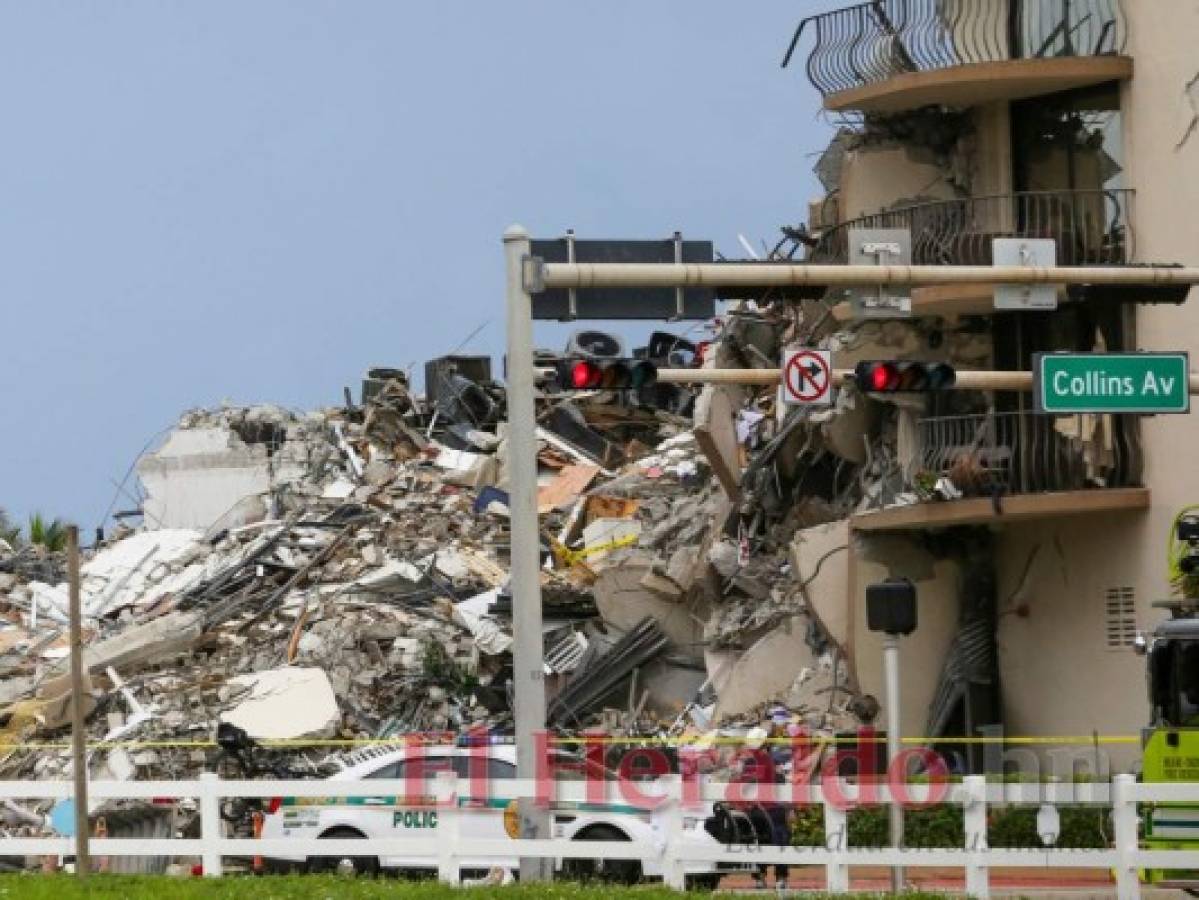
[0,510,69,552]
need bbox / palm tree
[25,513,68,552]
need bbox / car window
[394,755,453,780]
[447,755,516,780]
[365,762,400,780]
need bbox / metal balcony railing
[917,409,1141,497]
[808,189,1133,266]
[783,0,1127,99]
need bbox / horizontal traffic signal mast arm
[655,368,1199,393]
[534,262,1199,290]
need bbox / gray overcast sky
[0,2,836,530]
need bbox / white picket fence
[3,773,1199,897]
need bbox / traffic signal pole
[504,229,1199,884]
[503,225,552,881]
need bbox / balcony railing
[917,409,1141,497]
[809,188,1133,267]
[783,0,1127,99]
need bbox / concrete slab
[790,520,851,651]
[63,611,203,677]
[712,615,818,721]
[593,557,708,665]
[693,385,741,499]
[219,666,340,740]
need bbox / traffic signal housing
[854,360,956,393]
[555,358,658,392]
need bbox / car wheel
[307,827,379,877]
[561,825,641,885]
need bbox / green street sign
[1034,352,1190,414]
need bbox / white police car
[259,742,738,886]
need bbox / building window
[1012,82,1124,197]
[1105,586,1137,649]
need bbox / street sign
[994,238,1058,310]
[849,228,911,318]
[1034,352,1191,414]
[528,236,716,321]
[782,348,833,406]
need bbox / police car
[259,742,739,886]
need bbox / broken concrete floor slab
[592,556,709,666]
[710,616,820,721]
[219,666,340,741]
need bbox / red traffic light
[570,360,602,389]
[558,358,657,392]
[855,361,956,393]
[868,362,899,392]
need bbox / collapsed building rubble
[0,322,901,858]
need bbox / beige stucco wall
[971,102,1013,199]
[1033,0,1199,765]
[995,515,1151,773]
[838,100,1010,224]
[845,512,1153,773]
[1124,0,1199,554]
[840,146,960,222]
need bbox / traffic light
[556,358,658,391]
[854,360,956,392]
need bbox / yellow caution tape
[556,532,638,566]
[553,735,1142,747]
[0,734,1142,752]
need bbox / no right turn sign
[782,349,833,407]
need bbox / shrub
[792,802,1107,849]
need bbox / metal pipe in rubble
[656,368,1199,393]
[539,262,1199,289]
[883,635,904,893]
[503,225,551,882]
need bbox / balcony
[783,0,1131,114]
[852,409,1149,531]
[812,189,1132,266]
[813,189,1134,317]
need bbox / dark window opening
[1013,82,1124,196]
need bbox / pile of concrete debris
[0,328,882,804]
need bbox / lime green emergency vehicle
[1140,509,1199,882]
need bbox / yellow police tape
[0,734,1141,751]
[555,532,638,566]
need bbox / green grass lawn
[0,875,949,899]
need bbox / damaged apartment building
[760,0,1199,771]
